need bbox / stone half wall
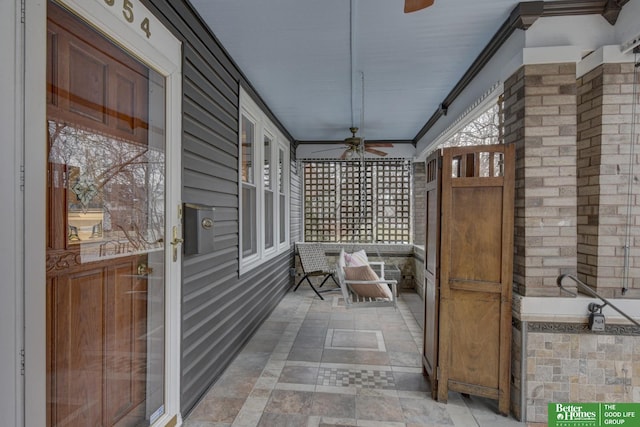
[511,295,640,423]
[413,245,426,299]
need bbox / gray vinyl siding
[146,0,294,415]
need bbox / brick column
[577,62,640,297]
[412,161,427,246]
[504,63,578,296]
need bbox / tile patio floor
[183,287,533,427]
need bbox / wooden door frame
[24,1,183,426]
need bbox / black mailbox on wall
[183,203,215,255]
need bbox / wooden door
[46,2,165,426]
[436,144,514,415]
[422,150,441,399]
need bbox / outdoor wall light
[587,302,606,332]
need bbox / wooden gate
[422,149,441,399]
[422,144,514,415]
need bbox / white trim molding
[1,1,24,426]
[416,81,503,161]
[577,45,638,78]
[239,87,291,275]
[514,295,640,325]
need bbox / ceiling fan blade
[404,0,434,13]
[365,148,389,157]
[311,147,346,154]
[365,143,394,148]
[340,149,350,160]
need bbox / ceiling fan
[340,127,393,160]
[404,0,435,13]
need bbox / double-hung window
[278,145,288,248]
[263,132,275,251]
[241,113,257,258]
[239,88,290,272]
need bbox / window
[438,97,504,178]
[438,97,503,149]
[239,89,290,272]
[278,147,287,246]
[241,114,257,257]
[264,133,274,250]
[303,159,412,243]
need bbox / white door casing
[23,1,183,426]
[1,1,24,427]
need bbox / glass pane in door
[46,2,165,426]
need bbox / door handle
[170,226,183,262]
[137,263,153,276]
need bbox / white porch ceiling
[188,0,556,143]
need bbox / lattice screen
[339,162,373,241]
[374,161,411,243]
[303,159,412,243]
[304,162,338,242]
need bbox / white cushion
[344,249,368,267]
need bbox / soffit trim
[413,0,627,145]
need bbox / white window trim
[277,142,290,251]
[262,127,277,256]
[239,88,290,274]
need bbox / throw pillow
[343,265,393,300]
[344,249,369,267]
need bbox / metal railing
[557,274,640,327]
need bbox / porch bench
[293,242,430,310]
[336,249,397,309]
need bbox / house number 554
[103,0,151,39]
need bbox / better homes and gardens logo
[552,404,597,426]
[549,403,640,427]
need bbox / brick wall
[504,63,578,296]
[577,63,640,297]
[413,161,427,246]
[508,60,640,423]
